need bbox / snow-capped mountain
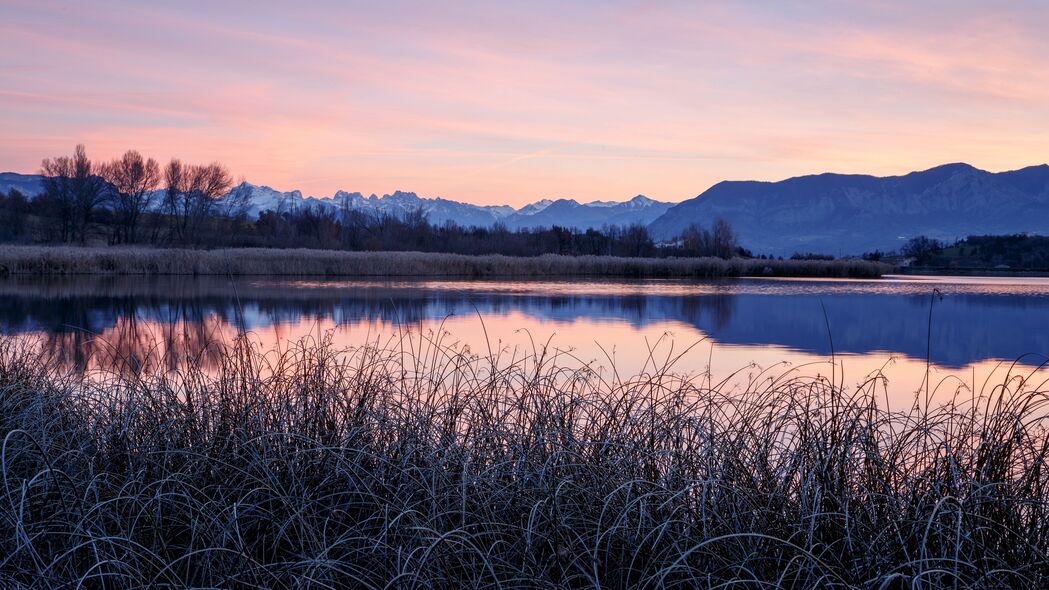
[15,163,1049,253]
[0,172,44,197]
[515,199,554,216]
[230,185,518,227]
[502,195,673,230]
[0,172,671,230]
[223,182,671,230]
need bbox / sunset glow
[3,1,1049,205]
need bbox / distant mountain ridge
[0,172,670,231]
[648,163,1049,255]
[229,185,672,230]
[8,163,1049,253]
[0,172,44,198]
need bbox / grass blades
[0,333,1047,588]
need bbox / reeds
[1,333,1047,588]
[0,245,890,278]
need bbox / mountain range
[5,163,1049,255]
[0,173,672,233]
[232,185,673,230]
[648,163,1049,255]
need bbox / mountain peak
[549,198,581,207]
[516,199,555,215]
[922,162,977,173]
[905,163,980,179]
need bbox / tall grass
[0,245,890,278]
[1,333,1047,588]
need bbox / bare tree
[216,179,253,222]
[164,159,233,245]
[901,236,944,264]
[99,150,160,244]
[401,206,428,233]
[41,145,105,243]
[676,218,737,258]
[617,224,653,257]
[680,223,709,256]
[0,189,30,241]
[711,217,737,259]
[40,156,76,243]
[70,145,106,245]
[163,158,186,243]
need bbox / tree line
[889,234,1049,269]
[1,144,747,259]
[24,145,242,246]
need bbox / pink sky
[2,0,1048,206]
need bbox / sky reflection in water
[3,275,1049,407]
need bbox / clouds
[2,0,1047,205]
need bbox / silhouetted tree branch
[99,150,160,244]
[41,145,105,244]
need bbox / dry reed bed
[0,245,890,278]
[1,334,1047,588]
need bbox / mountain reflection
[1,275,1048,373]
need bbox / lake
[3,274,1049,407]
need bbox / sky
[2,0,1048,206]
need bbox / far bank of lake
[0,245,890,278]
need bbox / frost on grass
[0,333,1047,588]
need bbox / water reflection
[2,275,1049,378]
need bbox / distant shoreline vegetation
[0,246,889,278]
[1,144,749,261]
[0,145,877,275]
[876,234,1049,274]
[0,144,890,278]
[8,145,1047,277]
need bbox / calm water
[3,274,1049,406]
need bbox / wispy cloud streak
[2,0,1048,205]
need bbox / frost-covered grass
[1,334,1047,588]
[0,245,890,278]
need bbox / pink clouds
[2,1,1048,206]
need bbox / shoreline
[0,245,891,279]
[897,266,1049,277]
